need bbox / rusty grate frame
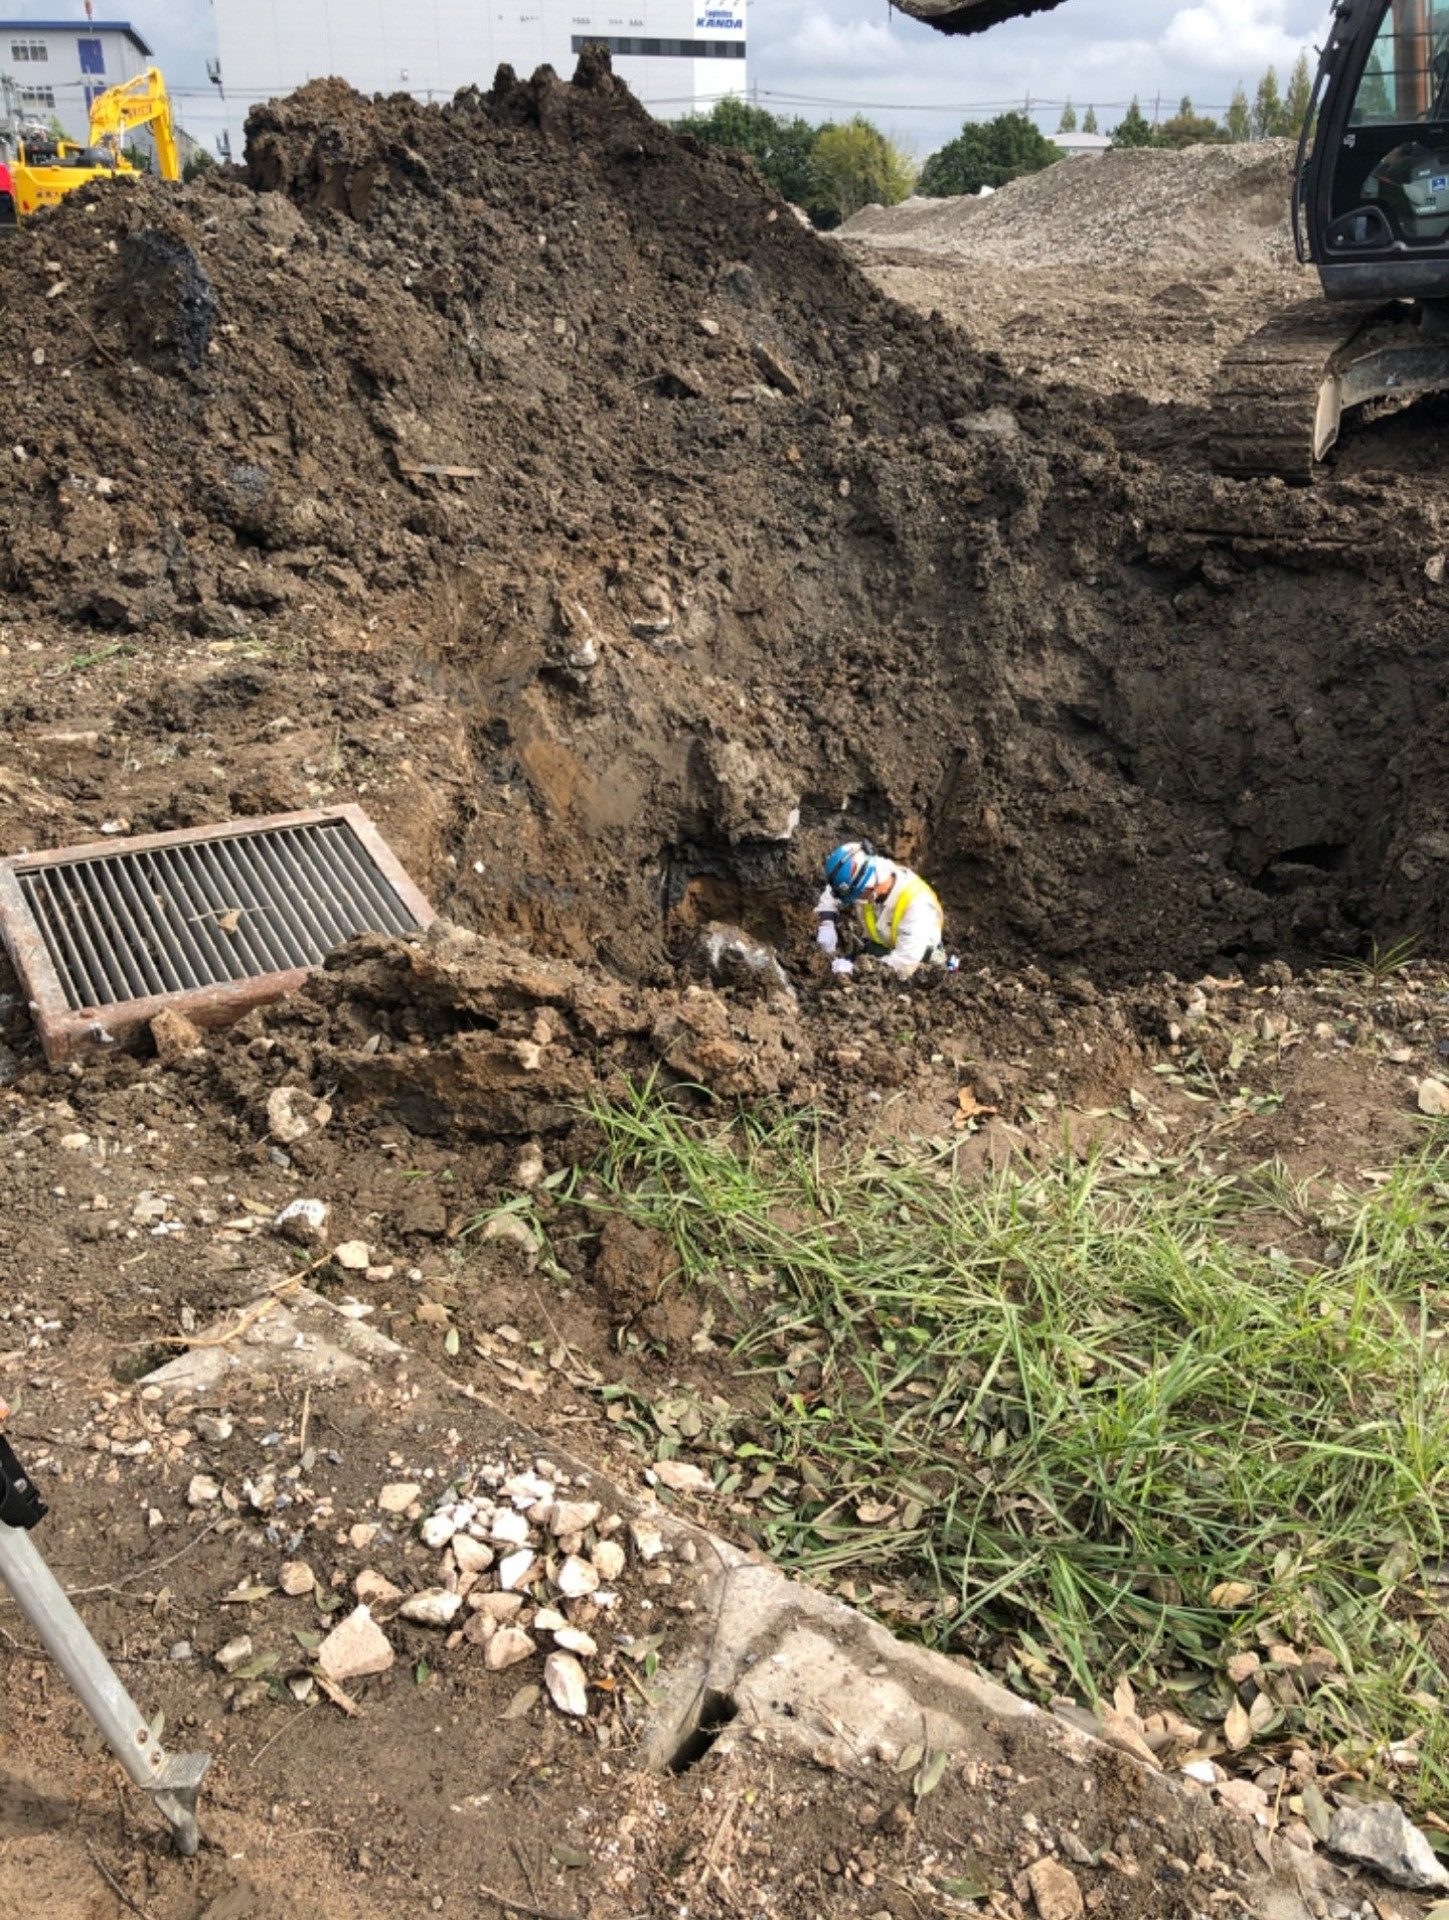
[0,804,434,1065]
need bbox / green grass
[578,1086,1449,1800]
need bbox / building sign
[695,7,744,32]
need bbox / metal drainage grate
[0,805,433,1063]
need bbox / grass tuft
[584,1086,1449,1798]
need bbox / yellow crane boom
[86,67,181,182]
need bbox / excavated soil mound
[842,140,1297,269]
[2,66,1449,980]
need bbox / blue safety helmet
[825,842,877,905]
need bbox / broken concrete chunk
[215,1635,254,1674]
[317,1605,395,1683]
[400,1589,462,1629]
[548,1499,601,1538]
[590,1539,625,1582]
[334,1239,371,1270]
[274,1197,329,1246]
[279,1561,315,1597]
[555,1554,600,1599]
[498,1549,538,1591]
[377,1481,421,1513]
[653,1459,709,1493]
[1025,1858,1084,1920]
[266,1086,332,1144]
[544,1651,589,1718]
[629,1516,666,1561]
[187,1473,221,1507]
[151,1007,204,1062]
[452,1535,495,1576]
[552,1627,598,1658]
[355,1569,404,1608]
[1326,1801,1449,1891]
[485,1627,536,1671]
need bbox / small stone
[355,1569,405,1607]
[1026,1858,1085,1920]
[1216,1779,1270,1823]
[555,1554,600,1599]
[590,1539,625,1582]
[335,1239,371,1271]
[274,1197,329,1246]
[548,1500,602,1537]
[421,1511,458,1550]
[629,1517,666,1561]
[279,1561,315,1597]
[215,1635,254,1673]
[1180,1758,1218,1786]
[485,1627,537,1671]
[266,1086,332,1144]
[187,1473,221,1507]
[652,1460,709,1493]
[470,1591,525,1622]
[544,1651,589,1717]
[452,1536,495,1576]
[400,1589,462,1629]
[1418,1078,1449,1118]
[1225,1652,1260,1684]
[512,1143,546,1190]
[1326,1801,1449,1891]
[490,1508,531,1546]
[317,1606,395,1683]
[553,1627,598,1658]
[533,1607,567,1632]
[348,1522,380,1550]
[151,1008,204,1062]
[377,1482,421,1514]
[59,1132,90,1151]
[498,1549,537,1591]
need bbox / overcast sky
[4,0,1334,158]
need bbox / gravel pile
[841,139,1298,269]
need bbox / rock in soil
[1326,1800,1449,1891]
[316,1605,395,1683]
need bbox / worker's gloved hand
[831,957,855,976]
[816,918,838,955]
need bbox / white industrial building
[211,0,748,148]
[0,16,151,145]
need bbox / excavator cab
[1303,0,1449,295]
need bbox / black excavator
[895,0,1449,477]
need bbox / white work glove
[831,957,854,976]
[816,917,838,956]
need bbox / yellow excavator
[8,66,180,225]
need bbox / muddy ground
[3,52,1449,1920]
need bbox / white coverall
[815,862,945,976]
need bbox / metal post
[0,1434,209,1855]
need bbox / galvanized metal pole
[0,1435,209,1854]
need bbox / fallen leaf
[501,1683,541,1720]
[220,1583,275,1605]
[952,1086,999,1130]
[217,907,242,935]
[855,1500,896,1525]
[1302,1780,1332,1843]
[894,1741,926,1775]
[1224,1700,1253,1751]
[914,1749,950,1799]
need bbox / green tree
[1225,83,1252,142]
[1356,54,1393,122]
[1058,99,1077,133]
[919,109,1061,197]
[808,116,916,222]
[1253,65,1283,140]
[1082,104,1099,134]
[182,149,216,184]
[1156,95,1226,149]
[1282,49,1313,136]
[674,98,820,207]
[1110,97,1159,149]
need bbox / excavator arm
[86,68,181,182]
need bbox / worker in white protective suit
[815,842,946,978]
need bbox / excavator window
[1332,0,1449,247]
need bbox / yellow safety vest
[862,876,941,951]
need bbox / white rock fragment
[591,1540,625,1582]
[421,1511,458,1550]
[377,1482,421,1514]
[400,1589,462,1629]
[267,1087,332,1144]
[553,1627,598,1658]
[490,1508,531,1546]
[470,1590,525,1622]
[485,1628,537,1671]
[452,1536,495,1576]
[629,1517,666,1561]
[187,1473,221,1507]
[498,1549,538,1592]
[279,1561,315,1597]
[555,1554,600,1599]
[1327,1800,1449,1891]
[533,1607,567,1633]
[1180,1758,1218,1786]
[1418,1078,1449,1118]
[274,1197,329,1245]
[652,1460,709,1493]
[548,1500,601,1538]
[317,1606,395,1682]
[215,1635,254,1673]
[502,1471,554,1506]
[334,1239,371,1271]
[355,1569,405,1607]
[544,1651,589,1717]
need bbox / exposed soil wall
[2,59,1448,978]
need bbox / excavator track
[1209,301,1385,481]
[1210,299,1449,481]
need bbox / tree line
[675,55,1315,219]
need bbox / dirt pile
[1,63,1448,988]
[841,139,1298,269]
